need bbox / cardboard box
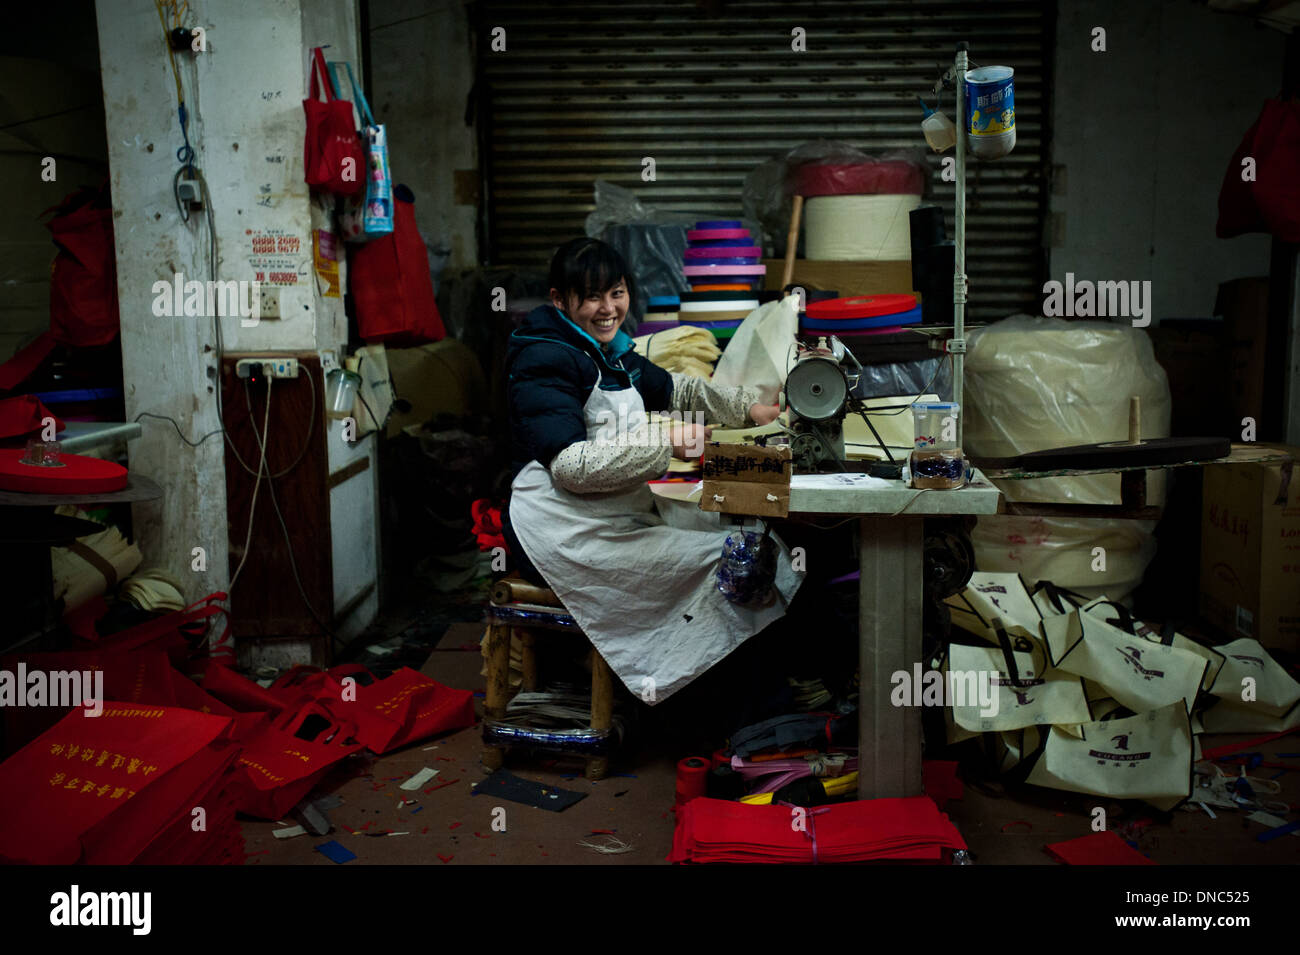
[1200,447,1300,652]
[760,259,917,298]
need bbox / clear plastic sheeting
[963,315,1173,602]
[742,141,929,257]
[853,356,952,402]
[585,180,761,325]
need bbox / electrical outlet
[258,287,281,320]
[236,358,299,380]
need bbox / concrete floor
[241,621,1300,866]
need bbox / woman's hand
[669,423,712,460]
[749,403,781,426]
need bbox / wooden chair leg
[482,623,511,772]
[585,645,613,780]
[519,630,538,692]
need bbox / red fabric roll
[794,161,926,197]
[675,756,710,809]
[0,448,127,494]
[805,294,917,320]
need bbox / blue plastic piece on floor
[315,840,357,864]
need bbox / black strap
[992,620,1021,684]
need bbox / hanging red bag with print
[302,46,365,195]
[349,189,446,344]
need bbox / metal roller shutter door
[478,0,1050,320]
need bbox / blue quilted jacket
[503,305,674,580]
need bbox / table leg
[857,515,925,800]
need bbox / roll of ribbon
[680,300,758,313]
[679,317,746,328]
[676,756,711,808]
[687,228,749,241]
[683,246,762,260]
[681,256,762,266]
[634,320,681,335]
[805,294,917,320]
[0,448,128,494]
[691,283,753,292]
[688,238,753,248]
[793,161,926,197]
[804,194,922,261]
[801,305,922,331]
[681,290,759,303]
[695,219,742,229]
[684,264,766,277]
[711,749,732,771]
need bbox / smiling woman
[502,237,798,703]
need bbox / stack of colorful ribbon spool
[636,295,681,335]
[800,293,922,336]
[680,219,765,341]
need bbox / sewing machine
[768,336,905,479]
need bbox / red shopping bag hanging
[303,46,365,196]
[349,188,446,345]
[42,184,119,347]
[1217,97,1300,242]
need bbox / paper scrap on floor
[401,767,439,790]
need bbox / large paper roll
[804,194,921,261]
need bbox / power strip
[235,357,299,380]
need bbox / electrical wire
[243,378,341,648]
[133,412,223,448]
[226,364,317,479]
[228,377,273,593]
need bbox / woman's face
[553,280,628,344]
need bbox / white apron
[510,372,804,703]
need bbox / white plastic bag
[710,296,798,404]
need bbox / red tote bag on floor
[303,46,365,196]
[227,701,364,819]
[349,191,446,345]
[0,704,233,865]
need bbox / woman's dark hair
[547,238,636,312]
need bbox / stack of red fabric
[669,796,967,864]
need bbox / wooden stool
[482,579,614,780]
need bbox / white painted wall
[95,0,378,643]
[1050,0,1283,322]
[369,0,478,269]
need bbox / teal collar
[555,310,635,363]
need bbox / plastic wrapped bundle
[964,315,1172,602]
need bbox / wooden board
[221,354,332,638]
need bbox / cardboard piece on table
[474,769,588,812]
[699,442,791,518]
